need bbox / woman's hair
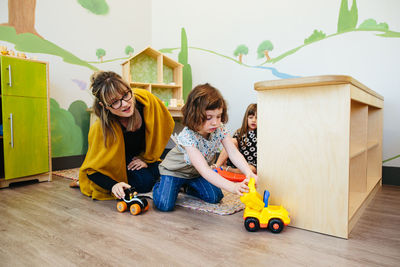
[237,103,257,144]
[90,71,136,145]
[182,83,228,131]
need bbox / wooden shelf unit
[122,47,183,118]
[255,75,383,238]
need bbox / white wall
[151,0,400,167]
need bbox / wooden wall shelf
[122,47,183,119]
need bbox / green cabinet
[0,56,51,187]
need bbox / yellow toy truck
[240,178,290,233]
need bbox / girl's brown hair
[237,103,257,144]
[182,83,228,131]
[90,71,136,146]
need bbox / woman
[78,71,174,200]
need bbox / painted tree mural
[125,45,134,56]
[178,28,193,101]
[337,0,358,33]
[78,0,109,15]
[234,45,248,63]
[2,0,109,38]
[96,48,106,62]
[1,0,42,37]
[257,40,274,61]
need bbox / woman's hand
[127,157,148,171]
[112,182,131,199]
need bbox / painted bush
[68,100,90,154]
[50,98,83,157]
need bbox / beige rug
[53,168,244,215]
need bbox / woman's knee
[128,168,157,193]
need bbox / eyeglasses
[107,91,132,109]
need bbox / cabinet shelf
[350,145,366,159]
[349,191,367,220]
[349,141,380,159]
[130,82,150,89]
[131,82,181,90]
[367,141,379,150]
[255,75,383,239]
[167,107,183,118]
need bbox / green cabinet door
[0,56,47,98]
[2,96,49,179]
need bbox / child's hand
[231,180,249,196]
[246,172,258,186]
[112,182,131,199]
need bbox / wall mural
[0,0,399,162]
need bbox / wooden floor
[0,175,399,266]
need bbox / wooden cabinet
[255,75,383,238]
[121,47,183,118]
[0,56,51,188]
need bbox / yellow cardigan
[79,89,175,200]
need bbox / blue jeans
[127,162,160,193]
[152,175,224,211]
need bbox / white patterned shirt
[159,124,228,179]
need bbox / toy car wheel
[117,201,127,212]
[142,199,149,212]
[244,217,260,232]
[130,203,142,215]
[269,218,284,233]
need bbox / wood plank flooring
[0,175,399,266]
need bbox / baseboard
[52,155,85,171]
[382,166,400,186]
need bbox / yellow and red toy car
[240,178,290,233]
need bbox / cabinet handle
[7,65,12,87]
[9,113,14,148]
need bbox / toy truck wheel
[130,203,142,215]
[269,218,284,234]
[142,199,149,212]
[117,201,127,212]
[244,217,260,232]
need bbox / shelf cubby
[122,47,183,118]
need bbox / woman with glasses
[78,71,174,200]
